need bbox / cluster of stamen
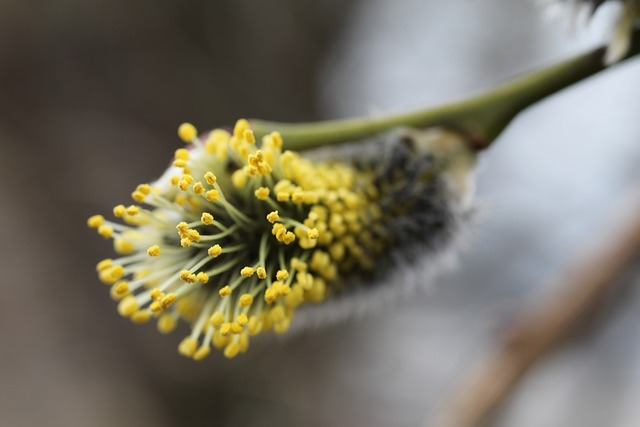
[88,119,386,360]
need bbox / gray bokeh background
[1,1,639,427]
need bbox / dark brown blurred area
[0,1,357,426]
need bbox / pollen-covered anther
[266,211,279,224]
[240,266,255,278]
[208,244,222,258]
[147,245,160,256]
[205,189,220,201]
[283,231,296,245]
[97,225,114,239]
[179,270,197,284]
[192,181,205,195]
[204,171,217,185]
[160,293,177,309]
[276,269,289,281]
[210,311,225,328]
[87,215,104,229]
[150,288,164,300]
[117,295,139,317]
[112,205,126,218]
[256,267,267,279]
[178,336,198,357]
[255,187,270,200]
[307,228,319,239]
[219,285,232,297]
[239,293,254,307]
[178,122,197,143]
[131,190,146,203]
[196,272,209,283]
[96,259,112,272]
[201,212,214,225]
[176,221,189,237]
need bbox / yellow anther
[173,159,187,168]
[196,272,209,283]
[96,259,112,272]
[270,131,283,148]
[283,231,296,245]
[114,281,129,296]
[149,301,162,313]
[212,330,230,349]
[178,336,198,357]
[170,175,180,186]
[276,269,289,281]
[131,310,151,324]
[178,122,197,143]
[97,225,114,239]
[180,237,191,248]
[233,119,249,139]
[276,191,290,202]
[193,345,211,361]
[231,169,247,188]
[264,288,277,304]
[291,257,307,272]
[147,245,160,256]
[272,222,285,236]
[238,332,249,353]
[219,285,231,297]
[174,147,190,160]
[174,193,188,206]
[243,129,255,144]
[113,205,126,218]
[240,266,254,278]
[220,323,232,336]
[187,229,201,242]
[237,313,249,326]
[266,211,280,224]
[160,293,177,309]
[307,278,326,302]
[307,228,319,239]
[136,184,151,195]
[117,295,139,317]
[254,187,270,200]
[230,322,243,334]
[178,179,189,191]
[208,244,222,258]
[114,238,135,254]
[201,212,214,225]
[87,215,104,229]
[150,288,163,300]
[192,181,205,195]
[223,342,240,359]
[239,294,254,307]
[182,174,194,184]
[205,189,220,201]
[291,191,304,203]
[256,267,267,279]
[131,190,146,203]
[274,318,291,334]
[210,311,225,327]
[180,270,194,282]
[204,171,217,185]
[270,305,285,323]
[157,313,177,334]
[275,227,287,242]
[125,205,139,216]
[247,316,262,336]
[176,221,189,236]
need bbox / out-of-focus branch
[429,195,640,427]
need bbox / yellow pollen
[224,342,240,359]
[125,205,140,216]
[174,148,189,160]
[187,229,201,242]
[266,211,280,224]
[113,205,126,218]
[201,212,214,225]
[307,228,319,239]
[210,311,225,327]
[276,191,290,202]
[180,237,191,248]
[254,187,270,200]
[240,266,254,278]
[205,189,220,201]
[231,170,247,188]
[208,244,222,257]
[114,238,135,254]
[150,288,163,300]
[97,225,114,239]
[178,180,189,191]
[178,122,197,143]
[160,293,177,309]
[230,322,243,334]
[173,159,187,168]
[136,184,151,195]
[271,306,285,323]
[178,336,198,357]
[87,215,104,229]
[239,294,254,307]
[220,323,232,336]
[243,129,255,144]
[131,310,151,324]
[204,171,217,185]
[237,313,248,326]
[283,231,296,245]
[233,119,249,139]
[147,245,160,256]
[131,190,146,203]
[117,295,139,317]
[157,313,177,334]
[219,285,231,297]
[114,281,129,296]
[182,174,194,184]
[256,267,267,279]
[196,272,209,283]
[192,181,205,195]
[193,346,211,361]
[176,221,189,236]
[264,288,277,304]
[276,269,289,281]
[96,259,112,272]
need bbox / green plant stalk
[250,29,640,151]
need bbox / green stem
[251,29,640,151]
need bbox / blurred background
[1,1,639,426]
